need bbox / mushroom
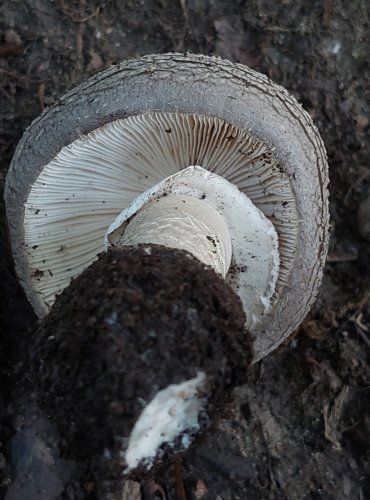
[5,53,330,361]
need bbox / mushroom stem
[113,193,232,278]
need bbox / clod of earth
[29,245,252,489]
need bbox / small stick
[174,455,187,500]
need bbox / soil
[0,1,369,499]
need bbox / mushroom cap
[5,53,329,361]
[29,245,251,480]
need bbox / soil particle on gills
[28,244,251,489]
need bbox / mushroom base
[125,371,207,472]
[29,245,252,489]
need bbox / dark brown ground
[0,1,369,499]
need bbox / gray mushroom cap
[4,53,329,361]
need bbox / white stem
[116,194,232,277]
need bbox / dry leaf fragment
[194,479,208,499]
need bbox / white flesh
[107,166,280,330]
[125,372,207,471]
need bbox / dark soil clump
[29,245,251,493]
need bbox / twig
[354,312,369,333]
[38,82,45,111]
[323,385,350,450]
[350,294,370,347]
[75,19,85,77]
[174,455,187,500]
[356,326,370,347]
[327,252,358,262]
[60,0,98,22]
[336,292,370,348]
[0,85,13,103]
